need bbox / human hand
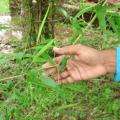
[43,45,115,84]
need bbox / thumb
[53,45,80,55]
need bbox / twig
[0,74,23,82]
[0,65,57,82]
[54,102,79,112]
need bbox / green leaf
[114,16,120,39]
[96,5,107,33]
[108,17,118,33]
[15,52,24,63]
[75,4,96,18]
[42,53,56,66]
[0,59,9,65]
[70,17,82,43]
[72,17,81,31]
[33,40,54,62]
[36,3,51,44]
[39,74,58,89]
[60,56,68,72]
[27,69,40,84]
[58,7,69,18]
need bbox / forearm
[100,49,116,74]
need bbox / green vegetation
[0,0,120,119]
[0,0,9,14]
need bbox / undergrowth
[0,0,9,14]
[0,1,120,120]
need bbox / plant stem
[54,102,79,112]
[36,3,51,44]
[0,65,57,82]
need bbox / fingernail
[42,65,45,68]
[53,47,60,51]
[42,64,47,68]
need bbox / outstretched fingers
[53,45,81,55]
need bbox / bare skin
[43,45,116,84]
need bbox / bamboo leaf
[58,7,69,18]
[36,3,51,44]
[75,4,96,18]
[42,53,56,66]
[39,74,58,89]
[96,5,107,33]
[60,56,68,72]
[27,69,40,84]
[33,40,54,62]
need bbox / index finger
[53,45,81,55]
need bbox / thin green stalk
[36,3,51,44]
[0,65,57,82]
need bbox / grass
[0,1,120,120]
[0,28,120,120]
[0,0,9,14]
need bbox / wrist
[100,49,116,74]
